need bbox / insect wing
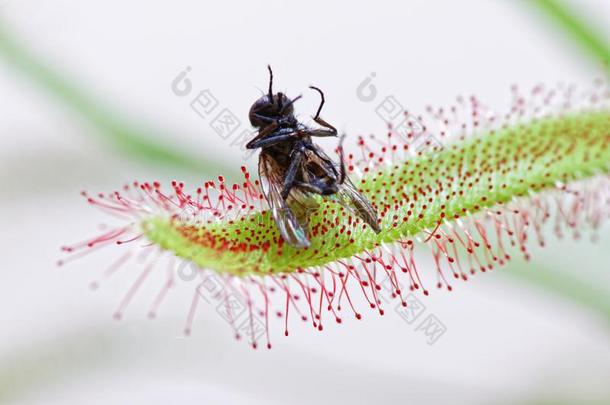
[334,177,381,233]
[258,153,311,248]
[305,147,380,233]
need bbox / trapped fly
[247,66,381,248]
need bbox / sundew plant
[60,80,610,349]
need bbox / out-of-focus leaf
[0,22,238,178]
[530,0,609,71]
[502,261,610,324]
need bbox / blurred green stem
[503,261,610,324]
[0,21,237,177]
[530,0,610,71]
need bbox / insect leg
[281,148,305,200]
[309,86,326,120]
[306,127,338,137]
[279,94,303,114]
[251,113,277,124]
[249,120,279,142]
[337,134,346,184]
[246,122,277,149]
[246,130,296,149]
[293,180,338,195]
[267,65,273,102]
[301,141,344,182]
[308,86,338,136]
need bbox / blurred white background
[1,1,609,404]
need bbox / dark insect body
[246,66,381,248]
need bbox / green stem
[530,0,610,71]
[503,261,610,324]
[0,21,236,176]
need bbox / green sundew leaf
[142,111,610,275]
[530,0,610,71]
[0,22,237,177]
